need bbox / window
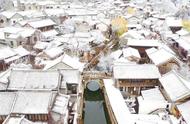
[10,41,14,46]
[34,37,37,41]
[0,19,4,23]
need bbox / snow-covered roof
[147,48,176,66]
[12,91,53,114]
[14,46,30,57]
[8,70,60,90]
[33,41,49,50]
[145,47,158,55]
[51,94,69,115]
[159,71,190,102]
[1,27,36,38]
[113,64,161,79]
[0,69,11,84]
[27,19,56,28]
[177,100,190,124]
[42,30,58,38]
[43,9,65,16]
[176,29,189,36]
[165,18,182,27]
[62,54,85,72]
[3,116,34,124]
[0,11,16,19]
[0,92,16,115]
[60,69,80,84]
[4,56,20,64]
[44,47,63,59]
[127,39,161,47]
[141,87,166,101]
[65,9,97,16]
[110,50,123,60]
[103,79,131,124]
[175,38,190,51]
[122,47,141,59]
[138,87,169,113]
[121,30,144,39]
[43,54,85,72]
[0,47,17,60]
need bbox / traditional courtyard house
[146,48,180,74]
[127,39,161,57]
[8,69,61,91]
[103,79,174,124]
[159,71,190,115]
[113,64,161,95]
[0,92,16,123]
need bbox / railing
[82,71,112,79]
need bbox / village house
[113,64,161,95]
[0,47,30,71]
[25,19,56,32]
[0,27,41,50]
[0,11,17,27]
[146,48,180,74]
[43,54,85,72]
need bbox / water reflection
[83,80,110,124]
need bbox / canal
[83,80,111,124]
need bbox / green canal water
[83,80,111,124]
